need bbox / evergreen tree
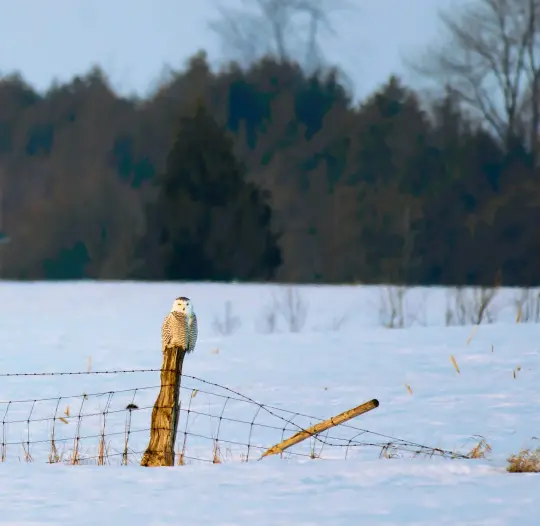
[140,102,282,281]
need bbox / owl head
[171,296,194,315]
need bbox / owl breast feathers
[161,311,198,354]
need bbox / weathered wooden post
[140,348,186,467]
[141,297,198,467]
[260,398,379,459]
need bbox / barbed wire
[0,369,361,452]
[0,368,163,377]
[0,368,472,463]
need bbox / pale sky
[0,0,458,100]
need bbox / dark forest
[0,1,539,285]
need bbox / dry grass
[176,450,186,466]
[380,443,399,459]
[507,448,540,473]
[97,436,108,466]
[70,439,81,465]
[467,437,492,459]
[6,418,495,466]
[308,430,328,459]
[450,354,461,374]
[48,434,64,464]
[22,441,33,462]
[212,441,223,464]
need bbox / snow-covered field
[0,282,538,525]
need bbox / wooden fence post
[260,398,379,459]
[140,347,186,467]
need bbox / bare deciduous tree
[379,286,408,329]
[208,0,351,71]
[414,0,540,158]
[515,287,540,322]
[445,287,499,326]
[377,286,429,329]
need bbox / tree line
[1,1,539,285]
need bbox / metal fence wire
[0,368,470,465]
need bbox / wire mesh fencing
[0,368,471,465]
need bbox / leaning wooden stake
[140,348,186,467]
[260,398,379,459]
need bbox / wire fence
[0,368,471,465]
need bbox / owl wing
[187,313,198,354]
[161,313,174,352]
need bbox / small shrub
[273,287,308,333]
[212,301,241,336]
[256,304,278,334]
[445,287,498,326]
[327,314,347,331]
[378,286,407,328]
[378,286,426,328]
[507,448,540,473]
[515,288,540,323]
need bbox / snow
[0,282,538,525]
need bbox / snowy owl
[161,297,198,354]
